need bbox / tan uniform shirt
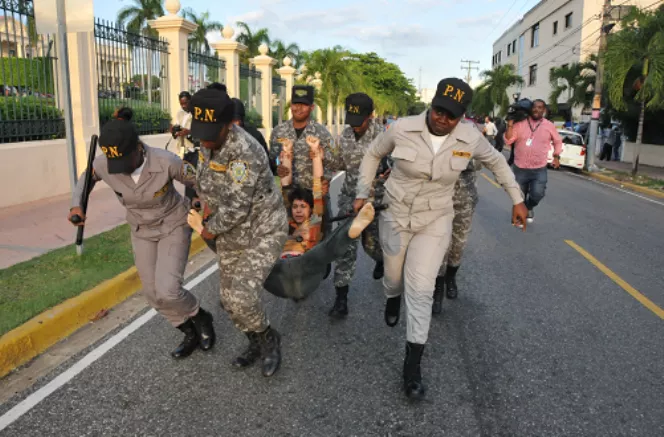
[72,145,197,239]
[356,112,523,232]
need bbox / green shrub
[0,57,56,92]
[0,96,62,120]
[245,107,263,128]
[98,99,171,135]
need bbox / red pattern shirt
[505,118,563,169]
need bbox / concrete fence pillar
[211,26,246,99]
[311,72,323,124]
[252,44,277,140]
[148,0,197,122]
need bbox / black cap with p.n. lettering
[431,78,473,119]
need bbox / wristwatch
[553,154,561,159]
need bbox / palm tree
[182,9,222,54]
[270,40,300,67]
[117,0,165,104]
[548,56,597,113]
[235,21,270,62]
[470,85,494,117]
[604,5,664,176]
[478,64,524,116]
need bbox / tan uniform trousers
[379,212,453,344]
[131,223,200,327]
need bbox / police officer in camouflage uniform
[327,93,385,318]
[269,85,336,192]
[186,88,288,378]
[432,156,480,314]
[361,154,392,277]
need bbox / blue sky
[96,0,541,92]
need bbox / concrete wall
[0,134,174,209]
[621,142,664,168]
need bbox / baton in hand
[72,134,98,255]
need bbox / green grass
[0,225,135,336]
[602,169,664,191]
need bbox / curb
[0,234,208,379]
[584,171,664,199]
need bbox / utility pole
[586,0,613,172]
[461,60,480,84]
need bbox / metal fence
[94,18,170,135]
[188,46,225,93]
[239,63,261,112]
[272,76,286,127]
[0,0,63,143]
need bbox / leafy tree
[182,9,222,54]
[236,21,270,62]
[270,40,300,67]
[477,64,524,116]
[548,56,596,113]
[604,5,664,175]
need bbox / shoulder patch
[209,162,227,172]
[230,160,249,184]
[198,150,205,164]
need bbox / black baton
[73,134,98,255]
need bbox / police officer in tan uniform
[354,78,527,400]
[68,119,216,359]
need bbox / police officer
[327,93,385,318]
[269,85,335,192]
[186,88,288,378]
[68,119,216,359]
[432,155,480,314]
[353,78,527,400]
[361,155,392,279]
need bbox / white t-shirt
[131,160,145,184]
[429,133,449,154]
[485,122,497,136]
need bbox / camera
[506,98,533,122]
[171,124,183,139]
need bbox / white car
[548,129,586,170]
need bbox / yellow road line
[481,173,501,189]
[565,240,664,320]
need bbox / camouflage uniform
[197,125,288,333]
[269,119,336,189]
[361,155,392,262]
[329,119,384,287]
[438,159,480,274]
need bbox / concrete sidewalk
[0,184,126,269]
[597,160,664,181]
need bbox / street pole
[56,0,78,192]
[461,59,480,84]
[586,0,612,172]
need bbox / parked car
[548,129,586,170]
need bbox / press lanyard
[526,119,543,147]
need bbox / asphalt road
[1,168,663,437]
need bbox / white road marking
[0,264,219,432]
[563,171,664,207]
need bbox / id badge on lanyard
[526,120,542,147]
[526,138,533,147]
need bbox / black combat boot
[373,261,384,280]
[258,326,282,377]
[329,286,349,318]
[171,319,199,359]
[232,332,261,368]
[384,295,401,327]
[432,276,445,314]
[191,308,216,351]
[445,265,460,299]
[403,342,426,400]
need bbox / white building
[491,0,649,120]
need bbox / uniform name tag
[209,162,227,172]
[452,151,471,159]
[153,183,169,198]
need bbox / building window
[8,49,16,57]
[512,40,517,54]
[565,12,573,29]
[553,21,558,35]
[508,44,511,56]
[498,50,502,63]
[531,22,540,48]
[529,64,538,86]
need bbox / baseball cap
[345,93,374,127]
[431,78,473,119]
[189,88,233,141]
[99,119,139,174]
[231,98,246,120]
[292,85,314,105]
